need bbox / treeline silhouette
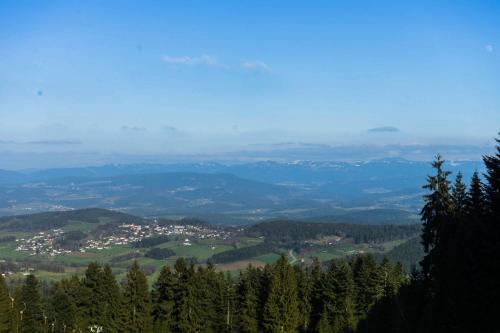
[0,254,406,333]
[0,135,498,333]
[213,222,421,264]
[361,135,500,332]
[373,237,423,271]
[133,235,171,249]
[246,221,420,244]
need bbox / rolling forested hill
[0,208,144,232]
[0,159,484,220]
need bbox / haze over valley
[0,158,486,223]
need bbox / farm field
[0,208,421,283]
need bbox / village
[14,221,232,257]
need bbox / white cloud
[162,55,226,67]
[485,44,494,53]
[242,61,271,72]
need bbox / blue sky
[0,0,499,155]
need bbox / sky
[0,0,499,159]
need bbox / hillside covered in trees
[0,135,498,333]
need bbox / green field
[255,252,281,264]
[0,209,421,283]
[1,237,415,284]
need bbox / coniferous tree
[483,135,500,216]
[123,261,152,333]
[11,285,22,333]
[100,265,124,333]
[172,258,201,332]
[257,263,274,332]
[308,258,324,331]
[223,271,237,333]
[49,282,78,333]
[19,274,43,333]
[451,171,467,217]
[0,274,12,333]
[410,140,500,332]
[352,255,383,320]
[362,258,408,333]
[236,267,259,333]
[81,262,105,329]
[419,155,461,332]
[294,265,312,333]
[152,266,176,332]
[420,154,453,282]
[318,260,356,333]
[262,255,300,333]
[468,135,500,332]
[63,275,87,331]
[196,264,227,333]
[464,171,486,219]
[381,258,406,297]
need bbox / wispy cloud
[367,126,400,133]
[26,140,82,145]
[162,125,179,135]
[485,44,494,53]
[162,55,272,72]
[242,61,271,72]
[121,125,147,132]
[162,55,226,68]
[163,125,177,131]
[1,139,82,145]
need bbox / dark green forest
[0,136,499,333]
[212,221,420,264]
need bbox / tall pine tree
[318,260,356,333]
[352,255,383,321]
[49,282,78,333]
[483,135,500,216]
[81,262,105,329]
[464,171,485,219]
[420,154,453,281]
[152,266,176,332]
[236,267,259,333]
[20,274,43,333]
[262,255,300,333]
[308,258,324,331]
[100,265,124,333]
[451,171,467,217]
[0,274,12,333]
[172,258,201,332]
[294,265,312,333]
[123,261,152,333]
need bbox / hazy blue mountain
[0,143,493,170]
[309,209,419,225]
[0,159,485,222]
[0,172,303,219]
[0,169,26,184]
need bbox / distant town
[15,221,232,257]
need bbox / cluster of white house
[14,221,231,257]
[14,229,71,256]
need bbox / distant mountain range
[0,159,484,222]
[0,142,493,170]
